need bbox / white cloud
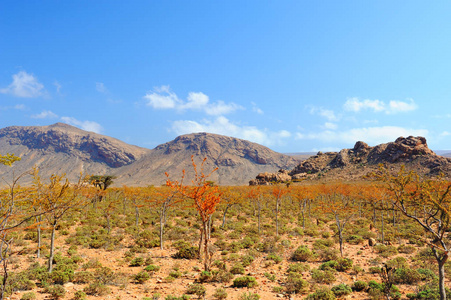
[440,131,450,137]
[171,116,291,146]
[96,82,108,94]
[296,126,428,146]
[344,97,417,114]
[308,106,339,121]
[144,86,179,109]
[0,71,44,98]
[388,99,417,113]
[60,117,103,133]
[14,104,26,110]
[144,86,243,115]
[251,102,264,114]
[32,110,58,119]
[344,97,385,112]
[323,122,338,130]
[54,81,62,94]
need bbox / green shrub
[241,255,255,267]
[352,280,368,291]
[73,271,94,284]
[374,244,398,258]
[286,262,310,273]
[311,269,336,284]
[213,287,227,300]
[145,264,161,274]
[230,264,245,275]
[136,230,160,248]
[285,272,309,294]
[417,268,437,281]
[130,257,145,267]
[346,234,364,245]
[369,266,382,274]
[292,245,314,262]
[393,268,421,284]
[20,292,36,300]
[135,271,150,284]
[267,253,282,263]
[263,272,276,281]
[212,270,233,283]
[239,292,260,300]
[84,281,111,296]
[307,287,336,300]
[331,284,352,297]
[336,257,353,271]
[94,267,115,285]
[233,276,258,288]
[319,260,338,271]
[198,271,212,283]
[186,284,206,298]
[45,284,66,299]
[73,290,87,300]
[386,256,408,269]
[173,246,199,259]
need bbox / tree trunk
[159,211,165,250]
[381,209,385,244]
[433,249,447,300]
[48,223,57,273]
[336,216,344,257]
[257,201,261,235]
[221,204,231,228]
[135,206,140,227]
[36,215,41,258]
[275,197,280,236]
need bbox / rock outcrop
[250,136,451,185]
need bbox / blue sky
[1,1,450,152]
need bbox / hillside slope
[117,132,299,186]
[0,123,150,184]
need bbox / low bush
[307,287,336,300]
[285,272,309,294]
[292,245,314,262]
[331,284,352,297]
[186,284,206,298]
[352,280,368,291]
[233,276,258,288]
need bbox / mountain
[116,132,299,186]
[0,124,299,186]
[250,136,451,184]
[0,123,150,184]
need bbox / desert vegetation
[0,155,450,300]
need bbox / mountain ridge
[0,123,298,186]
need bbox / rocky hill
[116,132,299,186]
[0,124,299,186]
[250,136,451,185]
[0,123,150,184]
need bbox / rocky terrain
[250,136,451,185]
[0,123,298,186]
[116,132,299,186]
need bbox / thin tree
[166,156,222,271]
[373,165,451,300]
[33,170,87,272]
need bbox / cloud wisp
[61,116,103,133]
[171,116,291,147]
[0,71,45,98]
[31,110,58,119]
[144,86,243,116]
[344,97,418,114]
